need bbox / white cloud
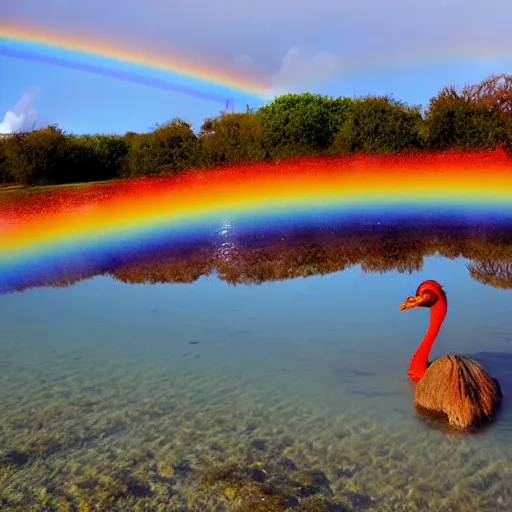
[234,54,253,68]
[0,92,37,134]
[0,111,26,134]
[269,46,338,95]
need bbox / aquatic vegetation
[0,343,511,511]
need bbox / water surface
[1,222,512,511]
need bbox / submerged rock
[279,458,298,471]
[343,491,374,509]
[0,450,30,467]
[295,469,333,497]
[250,438,268,451]
[249,467,269,483]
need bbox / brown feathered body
[414,354,502,430]
[400,280,502,431]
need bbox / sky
[0,0,511,135]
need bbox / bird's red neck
[408,298,447,382]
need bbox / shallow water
[1,236,512,511]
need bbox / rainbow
[1,150,512,293]
[0,21,271,102]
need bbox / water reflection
[2,216,512,510]
[2,220,512,295]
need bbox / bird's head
[400,280,447,311]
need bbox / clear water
[1,250,512,511]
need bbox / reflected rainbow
[1,149,512,289]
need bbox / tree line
[0,73,510,187]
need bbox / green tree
[199,111,267,165]
[425,85,510,150]
[3,125,68,185]
[94,135,129,178]
[127,118,198,176]
[59,136,98,184]
[0,136,9,184]
[258,93,354,158]
[331,96,424,153]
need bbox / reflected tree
[467,261,512,290]
[3,222,512,295]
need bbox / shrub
[331,96,424,153]
[127,119,198,176]
[199,111,267,165]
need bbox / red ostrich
[400,280,502,430]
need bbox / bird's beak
[399,295,424,310]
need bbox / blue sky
[1,0,511,135]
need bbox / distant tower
[225,99,235,113]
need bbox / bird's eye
[420,290,438,307]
